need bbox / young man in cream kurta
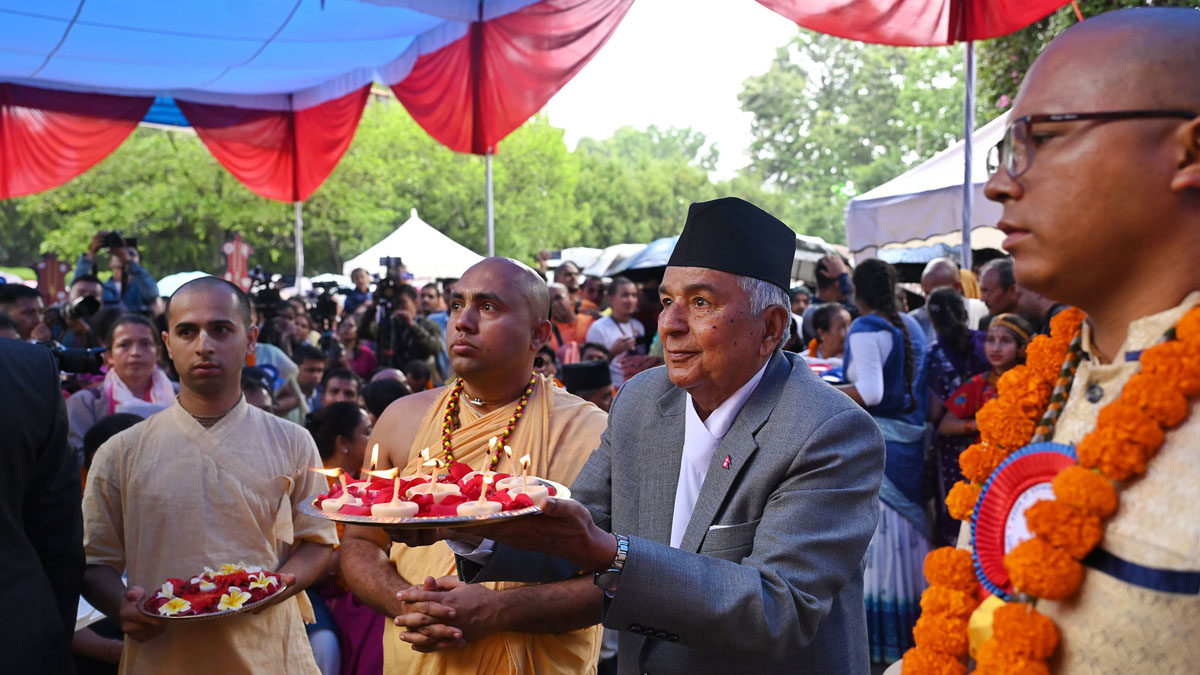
[959,8,1200,673]
[82,277,338,674]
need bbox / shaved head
[470,257,550,324]
[166,276,252,328]
[1028,9,1200,112]
[920,258,961,295]
[983,6,1200,342]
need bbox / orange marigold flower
[1049,306,1086,341]
[924,547,978,595]
[1051,465,1117,518]
[1005,537,1084,600]
[974,640,1051,675]
[1120,373,1189,427]
[992,602,1059,661]
[1076,403,1164,481]
[900,646,966,675]
[1175,306,1200,346]
[996,366,1052,418]
[978,399,1036,452]
[919,586,977,621]
[1025,335,1069,383]
[1025,500,1103,559]
[960,443,1006,484]
[913,614,969,658]
[946,481,982,521]
[1140,340,1200,397]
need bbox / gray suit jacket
[464,351,884,675]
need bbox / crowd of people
[3,8,1199,675]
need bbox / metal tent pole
[486,152,495,257]
[294,200,305,295]
[961,41,976,272]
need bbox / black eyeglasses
[986,109,1198,178]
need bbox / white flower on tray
[158,581,175,599]
[188,576,217,592]
[249,574,278,591]
[218,587,252,611]
[218,563,243,576]
[158,597,192,616]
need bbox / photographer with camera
[65,314,176,456]
[44,274,104,349]
[73,231,160,313]
[368,258,442,381]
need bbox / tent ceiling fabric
[845,111,1008,254]
[756,0,1071,46]
[0,0,632,202]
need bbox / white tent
[846,111,1010,259]
[343,209,484,281]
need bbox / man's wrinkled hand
[459,497,615,572]
[395,576,466,653]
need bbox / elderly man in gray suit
[397,197,885,674]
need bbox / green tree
[739,31,965,243]
[976,1,1196,125]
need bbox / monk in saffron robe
[341,258,607,674]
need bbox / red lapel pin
[722,454,731,470]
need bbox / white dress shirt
[669,362,769,548]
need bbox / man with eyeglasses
[973,8,1200,673]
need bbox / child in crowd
[939,313,1035,440]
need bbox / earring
[341,447,349,454]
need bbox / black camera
[42,343,107,374]
[101,231,136,250]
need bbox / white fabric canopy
[0,0,540,109]
[845,111,1009,255]
[342,209,483,281]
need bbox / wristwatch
[593,533,629,593]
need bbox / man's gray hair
[736,275,791,349]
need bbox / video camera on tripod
[372,256,406,315]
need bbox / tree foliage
[738,31,965,242]
[976,1,1196,125]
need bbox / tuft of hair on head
[980,258,1015,291]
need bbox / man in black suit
[0,338,85,673]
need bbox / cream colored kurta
[1036,291,1200,674]
[83,397,338,675]
[384,375,607,675]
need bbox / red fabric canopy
[0,83,152,200]
[393,0,634,155]
[758,0,1070,46]
[176,86,370,203]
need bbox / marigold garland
[1005,537,1084,600]
[923,547,978,594]
[945,481,981,521]
[901,647,966,675]
[974,640,1051,675]
[991,602,1059,661]
[1024,501,1102,560]
[913,615,969,658]
[906,304,1200,674]
[918,586,977,621]
[1050,465,1118,519]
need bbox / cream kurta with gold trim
[384,375,607,675]
[83,397,338,675]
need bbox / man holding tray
[340,258,610,674]
[419,198,886,674]
[81,277,337,673]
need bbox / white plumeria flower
[158,597,191,616]
[242,564,262,574]
[249,575,278,591]
[218,587,252,611]
[189,575,218,592]
[159,581,175,599]
[218,563,242,576]
[202,566,217,579]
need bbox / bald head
[920,258,961,295]
[463,258,550,325]
[166,276,252,327]
[1025,8,1200,112]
